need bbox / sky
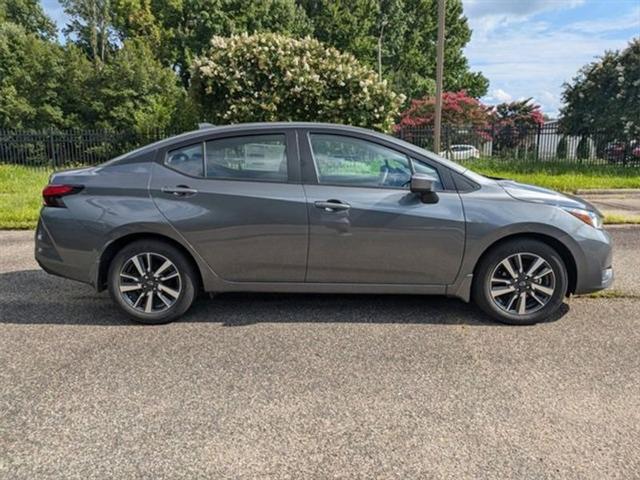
[463,0,640,116]
[42,0,640,117]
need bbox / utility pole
[433,0,446,153]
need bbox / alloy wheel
[118,252,182,314]
[489,252,556,315]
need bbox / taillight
[42,184,83,207]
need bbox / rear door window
[205,134,288,182]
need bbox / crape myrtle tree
[190,33,405,131]
[492,98,544,157]
[393,91,492,149]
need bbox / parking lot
[1,227,639,479]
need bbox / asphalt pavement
[1,227,639,479]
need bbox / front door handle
[161,185,198,197]
[314,200,351,212]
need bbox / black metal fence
[1,124,639,169]
[0,129,174,169]
[396,124,640,166]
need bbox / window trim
[303,131,443,192]
[159,129,300,185]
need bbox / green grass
[0,165,51,229]
[1,161,640,229]
[461,159,640,192]
[604,214,640,225]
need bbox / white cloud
[464,1,639,115]
[487,88,513,103]
[566,7,640,34]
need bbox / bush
[190,33,405,132]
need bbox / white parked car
[439,144,480,160]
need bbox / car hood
[496,179,601,214]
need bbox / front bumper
[571,227,614,295]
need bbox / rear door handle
[161,185,198,197]
[314,200,351,212]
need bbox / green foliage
[112,0,313,85]
[0,0,56,38]
[59,0,116,65]
[0,22,66,128]
[92,39,186,131]
[0,0,488,132]
[560,38,640,139]
[190,33,405,131]
[556,136,568,160]
[299,0,488,99]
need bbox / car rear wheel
[472,239,568,325]
[108,239,197,324]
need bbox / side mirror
[410,173,439,203]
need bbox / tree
[395,90,491,128]
[298,0,488,100]
[60,0,116,66]
[0,0,56,39]
[111,0,313,86]
[560,38,640,139]
[0,22,66,129]
[393,90,491,149]
[91,39,187,131]
[190,33,405,131]
[492,98,544,153]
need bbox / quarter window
[205,134,288,182]
[166,144,204,177]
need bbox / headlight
[563,207,603,229]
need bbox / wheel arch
[472,232,578,295]
[96,232,204,292]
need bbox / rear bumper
[35,217,95,287]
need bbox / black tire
[107,239,198,324]
[472,239,568,325]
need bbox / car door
[299,129,465,285]
[150,128,308,283]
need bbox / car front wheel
[107,239,198,324]
[472,239,568,325]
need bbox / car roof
[110,121,468,174]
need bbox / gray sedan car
[36,123,613,325]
